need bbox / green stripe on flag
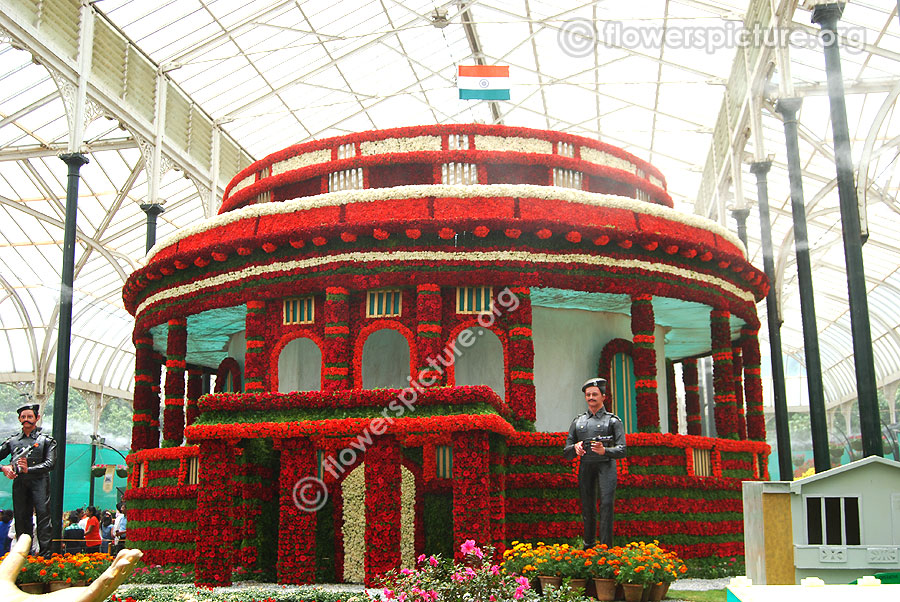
[459,89,510,100]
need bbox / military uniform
[0,427,57,556]
[564,407,626,547]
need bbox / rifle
[9,443,34,474]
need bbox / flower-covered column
[452,431,490,559]
[163,318,187,446]
[244,300,267,393]
[631,294,660,432]
[732,345,747,440]
[666,360,678,434]
[507,286,536,422]
[365,436,401,586]
[195,438,236,586]
[710,309,738,439]
[488,437,507,559]
[131,332,157,451]
[276,437,318,584]
[323,287,350,391]
[416,284,444,386]
[683,358,702,436]
[741,328,767,441]
[185,368,203,427]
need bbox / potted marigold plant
[584,546,618,601]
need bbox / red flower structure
[121,125,771,583]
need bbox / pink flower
[400,568,413,575]
[383,589,395,599]
[429,555,439,567]
[417,554,426,564]
[491,565,500,575]
[515,575,530,587]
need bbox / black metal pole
[140,203,165,253]
[775,99,830,473]
[50,152,89,552]
[812,4,883,457]
[732,207,750,248]
[750,160,793,480]
[88,438,96,507]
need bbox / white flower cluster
[360,136,442,156]
[473,135,552,154]
[579,146,637,174]
[137,247,755,318]
[271,149,331,176]
[342,463,366,584]
[228,174,255,196]
[400,465,415,570]
[144,183,746,264]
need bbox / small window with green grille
[284,296,315,324]
[456,286,493,314]
[436,445,453,479]
[366,289,402,318]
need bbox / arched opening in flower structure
[340,462,416,583]
[226,330,246,375]
[214,357,242,393]
[599,338,638,433]
[277,337,322,392]
[450,327,505,400]
[361,329,411,389]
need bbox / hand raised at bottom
[0,535,143,602]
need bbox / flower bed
[4,551,112,584]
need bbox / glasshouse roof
[0,0,898,415]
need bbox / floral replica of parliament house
[122,124,770,586]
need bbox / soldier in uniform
[0,402,57,556]
[563,377,626,548]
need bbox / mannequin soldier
[563,377,626,548]
[0,402,57,556]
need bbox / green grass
[666,589,726,602]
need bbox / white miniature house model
[743,456,900,584]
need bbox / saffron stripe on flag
[458,65,509,78]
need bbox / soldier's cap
[581,377,607,393]
[17,403,40,416]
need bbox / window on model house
[806,496,861,546]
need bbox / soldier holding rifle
[0,401,57,557]
[563,377,627,549]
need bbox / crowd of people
[0,501,126,556]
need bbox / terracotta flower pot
[622,582,646,602]
[17,583,46,594]
[593,577,617,601]
[538,575,562,593]
[47,580,70,592]
[567,577,588,593]
[648,581,670,601]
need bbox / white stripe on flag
[457,75,510,91]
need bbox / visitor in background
[0,509,12,554]
[563,377,627,549]
[83,506,101,552]
[100,510,114,554]
[113,501,127,553]
[77,507,87,530]
[63,510,85,554]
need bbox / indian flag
[458,65,510,100]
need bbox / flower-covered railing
[124,446,199,565]
[184,386,515,442]
[123,187,766,333]
[504,432,770,563]
[219,124,671,213]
